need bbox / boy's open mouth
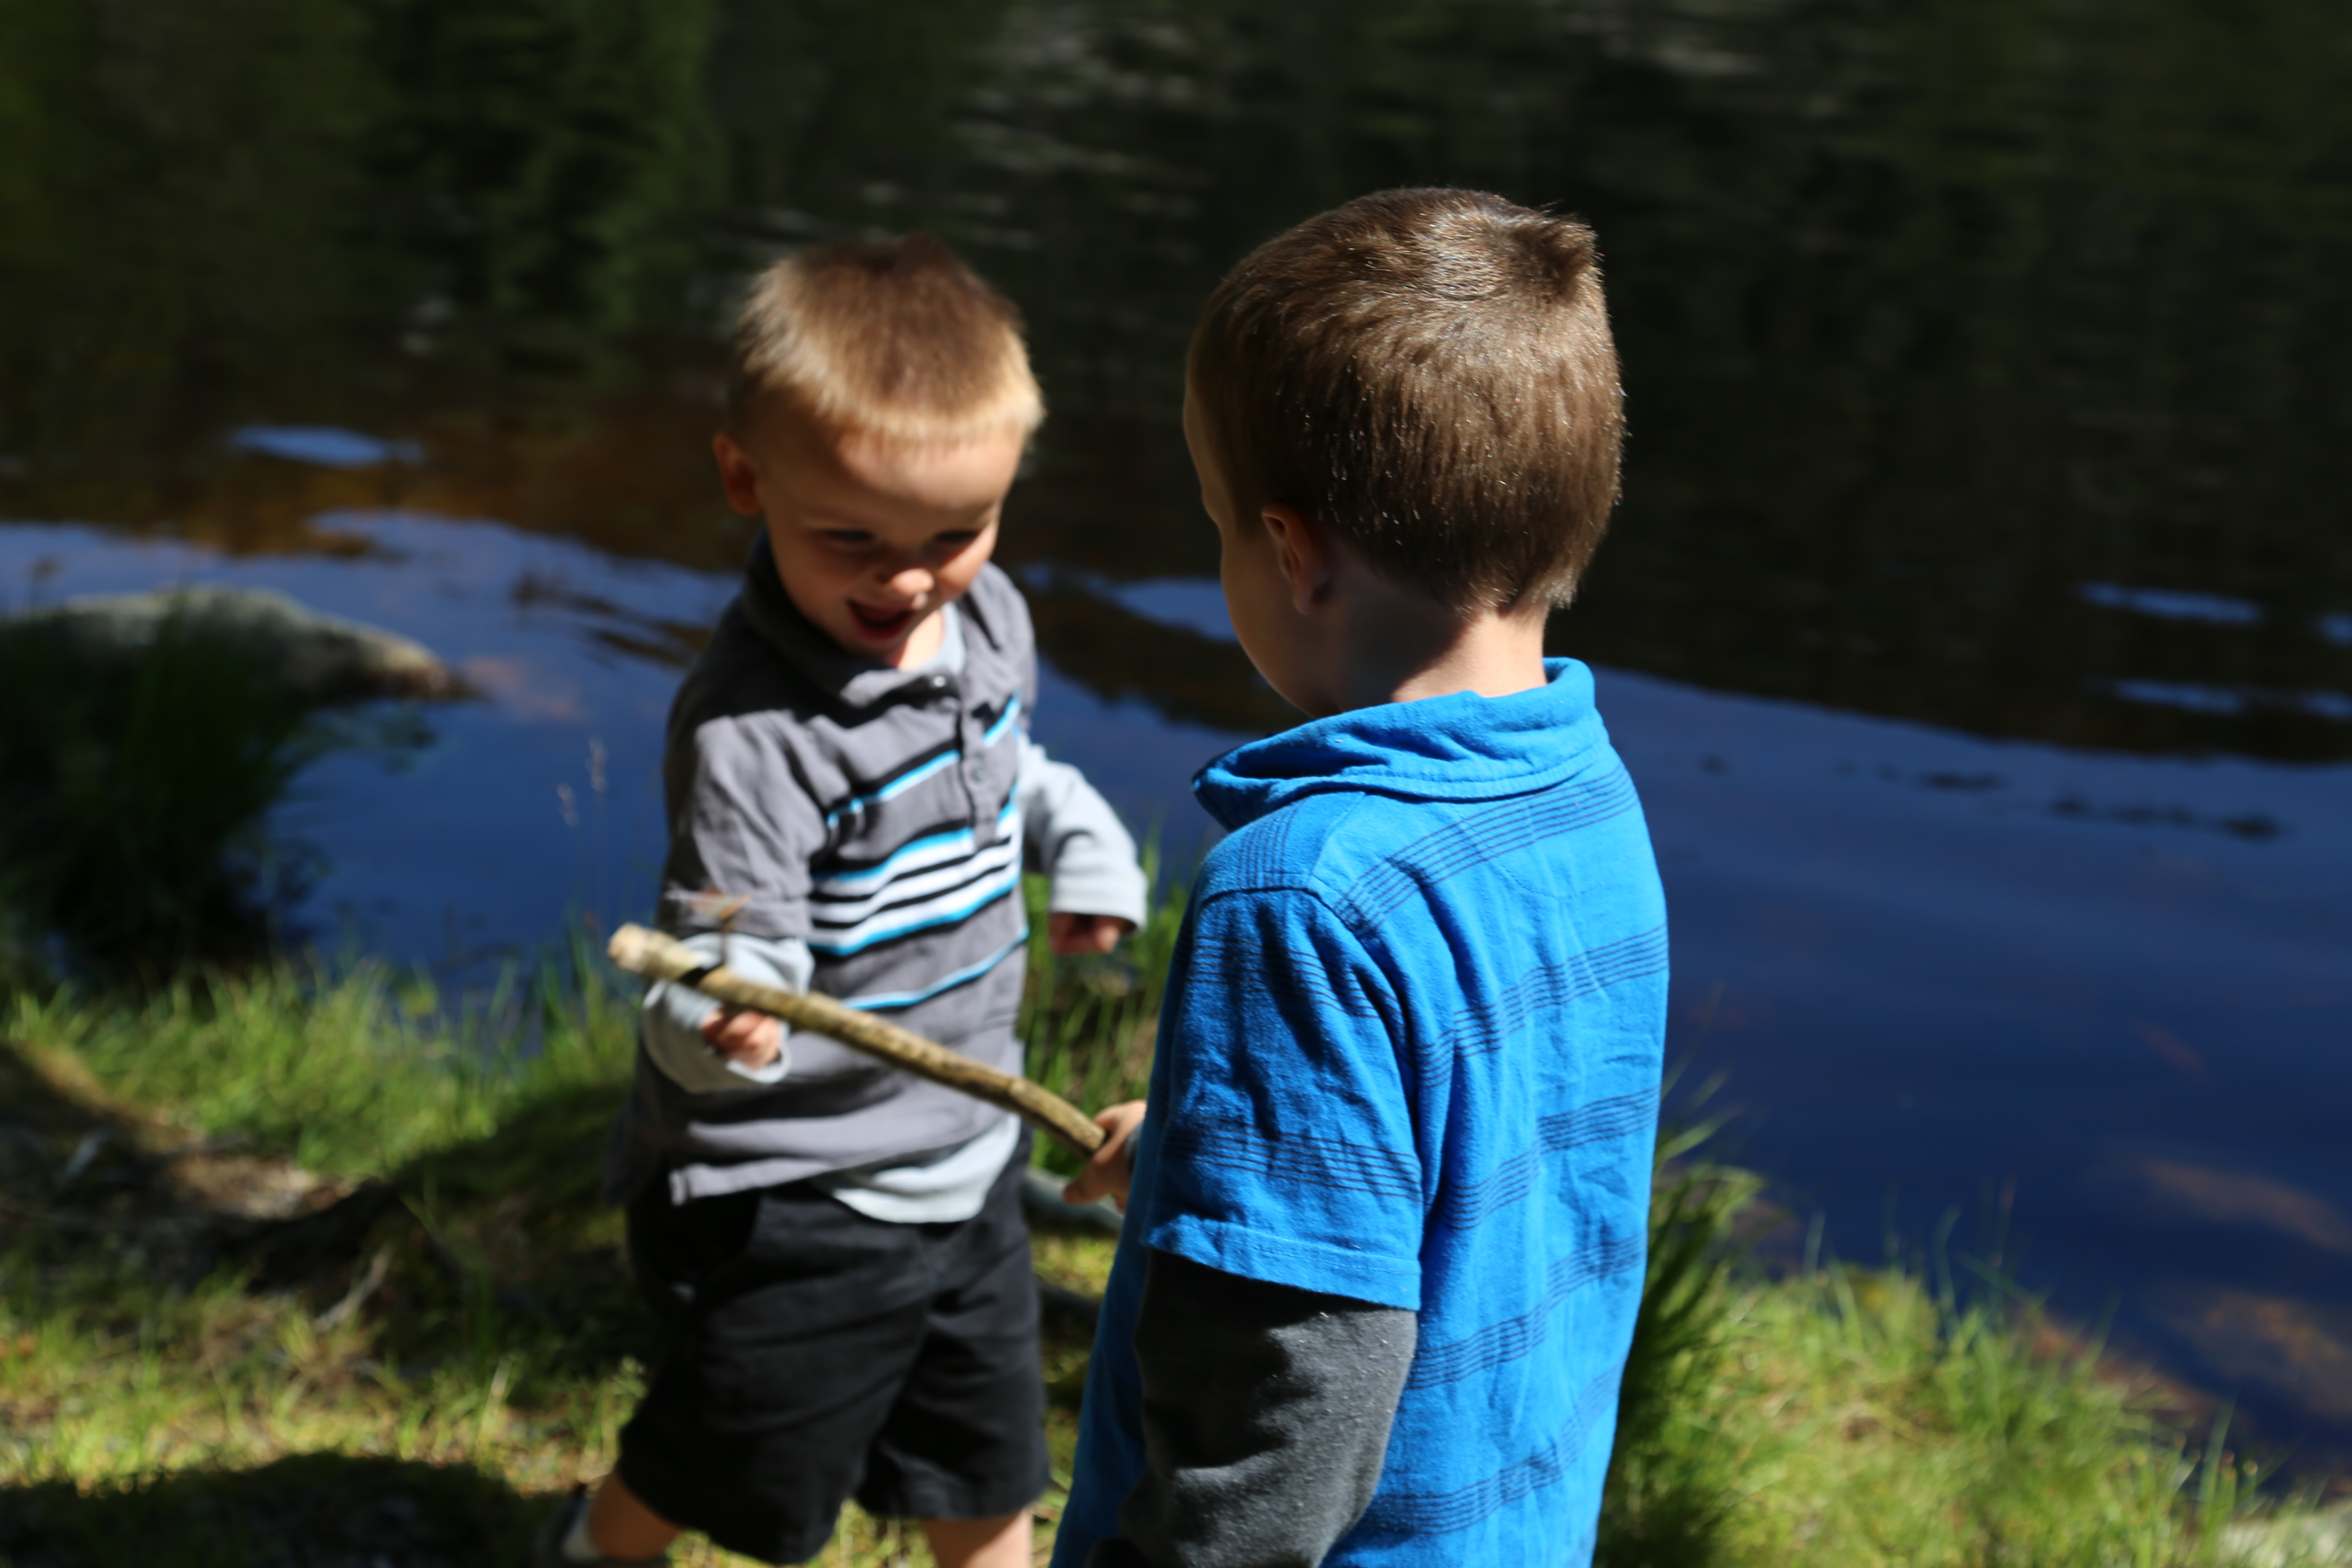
[847,601,919,640]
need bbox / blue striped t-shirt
[1056,659,1668,1568]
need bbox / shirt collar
[1192,659,1611,830]
[736,533,968,708]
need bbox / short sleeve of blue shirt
[1138,884,1424,1312]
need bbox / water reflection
[1600,666,2350,1446]
[0,516,712,964]
[6,0,2346,755]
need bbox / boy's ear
[1259,502,1333,615]
[712,431,765,517]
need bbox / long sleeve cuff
[1018,737,1149,928]
[639,930,812,1095]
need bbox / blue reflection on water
[1021,565,1238,644]
[228,426,426,469]
[2108,679,2251,716]
[2105,679,2352,722]
[2080,580,2265,626]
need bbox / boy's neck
[1379,609,1550,708]
[892,606,949,670]
[1311,560,1551,717]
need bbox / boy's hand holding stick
[609,922,1115,1161]
[1064,1099,1145,1212]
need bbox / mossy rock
[9,585,451,705]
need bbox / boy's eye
[822,530,875,548]
[933,530,981,551]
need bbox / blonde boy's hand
[701,1005,784,1071]
[1065,1100,1146,1212]
[1049,912,1133,956]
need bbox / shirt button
[964,761,986,784]
[928,675,949,691]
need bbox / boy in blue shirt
[1053,189,1669,1568]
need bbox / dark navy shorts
[616,1144,1047,1565]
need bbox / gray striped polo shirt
[605,539,1146,1205]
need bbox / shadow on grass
[0,1452,533,1567]
[1,1036,646,1561]
[0,1024,653,1381]
[400,1079,622,1242]
[377,1080,659,1380]
[214,1076,659,1384]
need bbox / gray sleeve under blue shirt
[1088,1249,1416,1568]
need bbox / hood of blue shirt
[1193,658,1614,830]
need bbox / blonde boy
[1055,190,1668,1567]
[539,236,1146,1568]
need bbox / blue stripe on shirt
[805,861,1023,957]
[816,798,1021,895]
[983,691,1023,745]
[824,747,961,829]
[841,928,1029,1011]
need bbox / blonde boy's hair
[1189,188,1623,611]
[729,234,1044,444]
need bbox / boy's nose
[882,564,935,601]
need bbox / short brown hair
[1188,189,1623,609]
[729,234,1044,443]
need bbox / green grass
[1017,852,1186,1178]
[0,607,308,977]
[0,603,425,980]
[0,940,1002,1565]
[1598,1140,2344,1566]
[8,948,604,1182]
[0,909,2344,1565]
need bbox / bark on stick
[606,922,1107,1158]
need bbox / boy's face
[1184,384,1320,712]
[714,402,1023,668]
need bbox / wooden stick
[607,923,1106,1158]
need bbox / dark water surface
[4,0,2348,1452]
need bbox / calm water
[3,0,2348,1452]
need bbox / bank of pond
[0,943,2343,1567]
